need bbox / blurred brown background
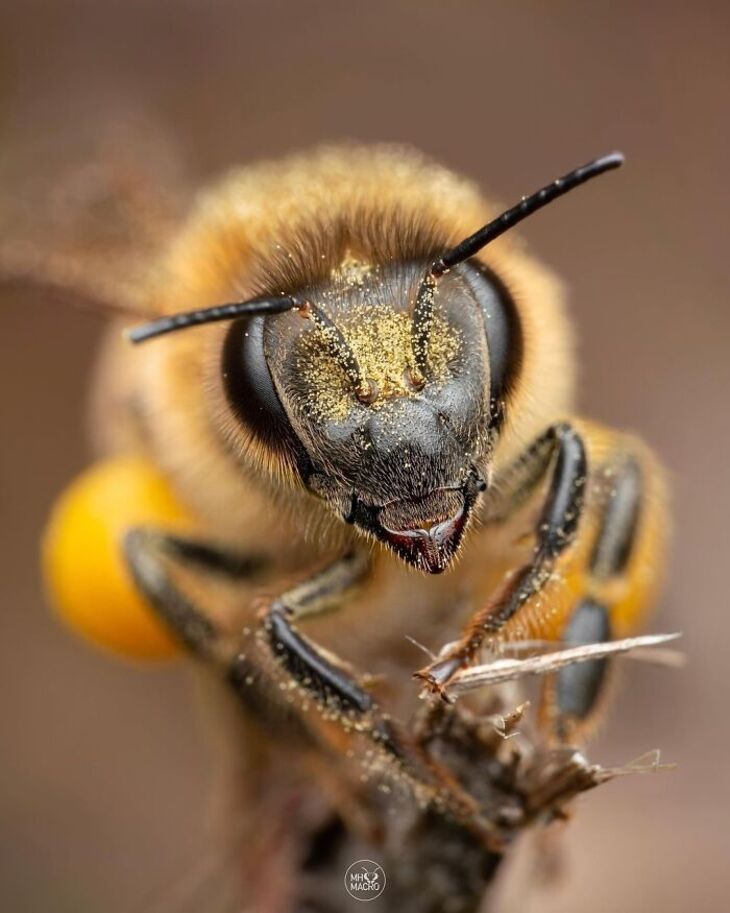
[0,2,728,911]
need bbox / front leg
[124,528,372,720]
[258,551,380,718]
[123,528,267,660]
[124,529,501,842]
[415,423,588,695]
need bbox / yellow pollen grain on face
[297,267,462,423]
[330,253,374,288]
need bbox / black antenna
[127,292,370,401]
[434,152,623,275]
[411,151,625,375]
[126,295,301,343]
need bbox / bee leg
[124,535,486,832]
[124,528,347,739]
[545,456,644,743]
[257,551,376,717]
[124,532,375,729]
[265,551,370,622]
[479,420,565,523]
[123,527,265,659]
[549,598,612,739]
[258,557,508,843]
[416,423,588,695]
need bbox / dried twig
[497,638,686,667]
[448,632,682,696]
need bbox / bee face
[222,257,519,573]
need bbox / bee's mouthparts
[377,488,468,574]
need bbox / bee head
[228,257,513,573]
[128,152,622,573]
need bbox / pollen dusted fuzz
[34,144,668,912]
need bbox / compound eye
[459,262,523,418]
[222,316,311,475]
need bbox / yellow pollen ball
[42,456,196,660]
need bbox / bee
[30,145,667,911]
